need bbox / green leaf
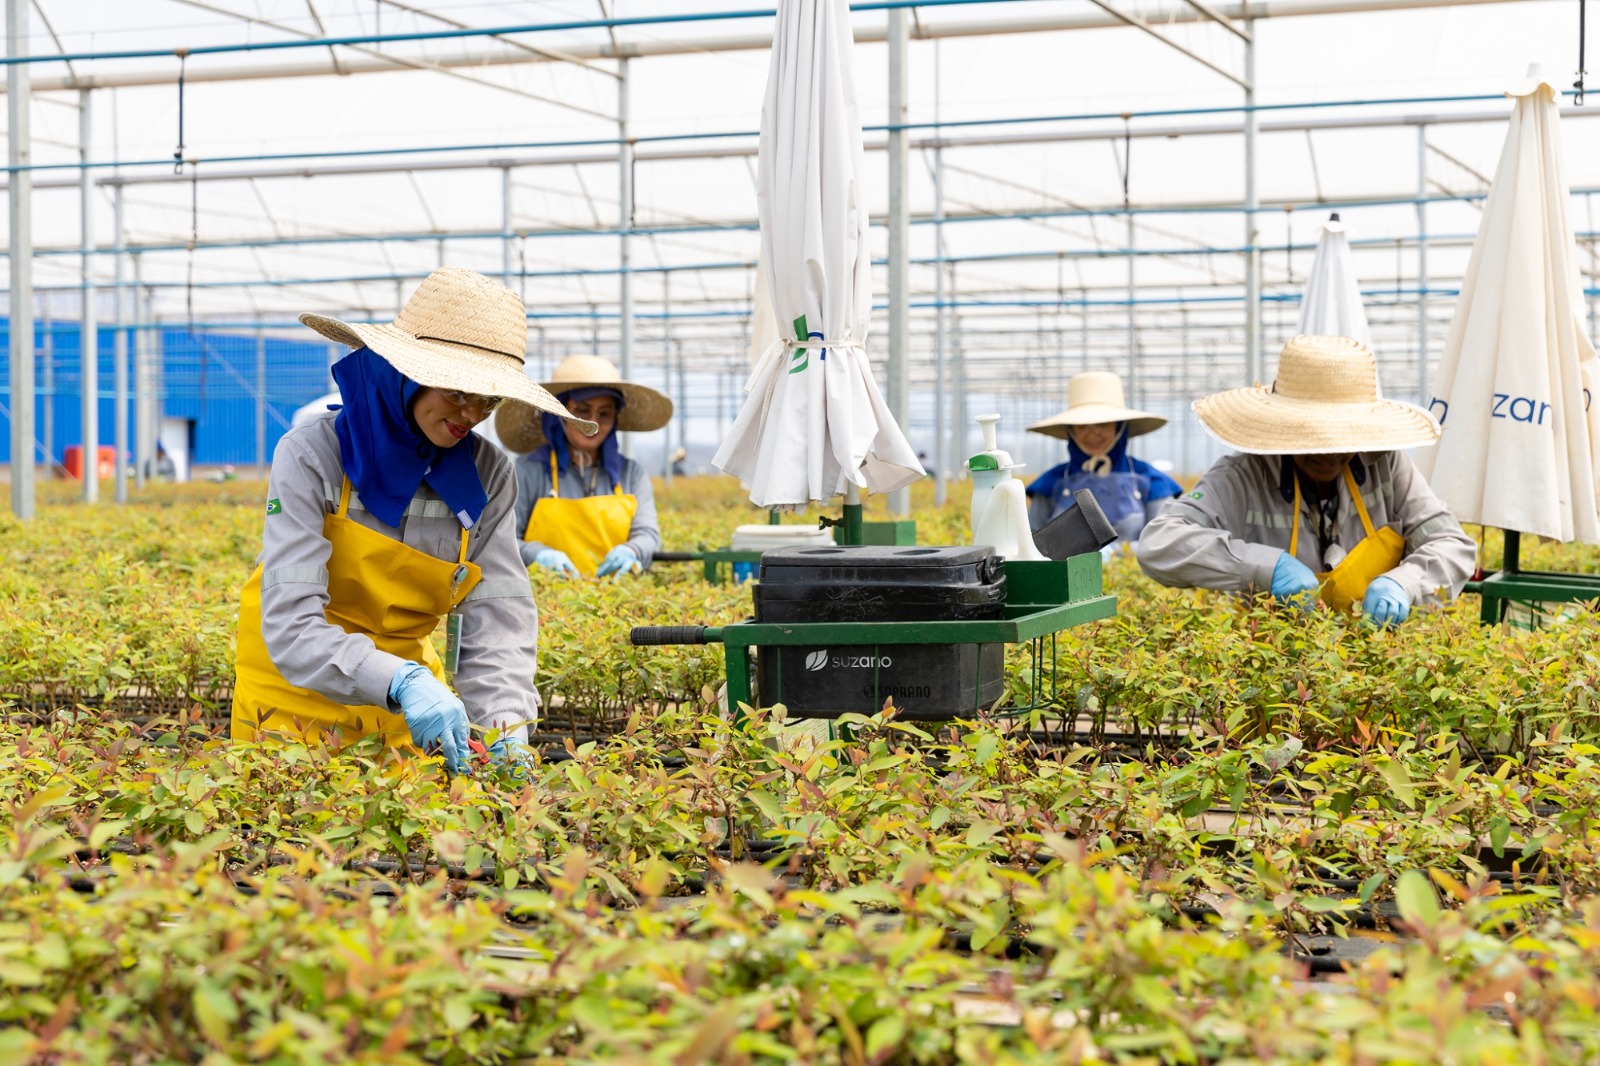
[1379,759,1416,810]
[1395,869,1440,929]
[747,788,786,824]
[1488,815,1511,857]
[184,810,207,836]
[89,820,128,851]
[974,733,999,767]
[192,980,238,1044]
[866,1014,907,1058]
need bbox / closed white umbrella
[1297,213,1371,349]
[714,0,923,511]
[1416,66,1600,544]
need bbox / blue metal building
[0,317,334,468]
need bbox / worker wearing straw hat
[495,354,674,580]
[1139,335,1475,626]
[232,267,596,774]
[1024,370,1183,544]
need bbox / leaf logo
[805,650,828,672]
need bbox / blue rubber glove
[533,548,578,578]
[596,544,643,579]
[389,662,469,774]
[488,735,536,778]
[1362,575,1411,627]
[1270,553,1319,609]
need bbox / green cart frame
[1465,529,1600,625]
[632,554,1116,714]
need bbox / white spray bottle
[965,414,1046,561]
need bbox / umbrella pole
[842,483,864,545]
[1503,528,1521,574]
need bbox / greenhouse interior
[6,0,1600,1061]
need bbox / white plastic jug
[965,413,1046,561]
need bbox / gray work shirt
[256,412,539,741]
[512,451,661,569]
[1137,451,1476,606]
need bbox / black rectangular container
[753,545,1006,720]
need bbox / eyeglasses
[444,390,505,414]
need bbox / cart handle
[630,625,723,646]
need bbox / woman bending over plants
[1139,335,1474,627]
[232,268,596,774]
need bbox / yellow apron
[1288,466,1406,613]
[232,477,482,748]
[523,453,637,577]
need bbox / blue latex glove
[389,662,469,773]
[1270,552,1319,608]
[596,544,643,579]
[1362,575,1411,627]
[533,547,578,578]
[488,735,536,778]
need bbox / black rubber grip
[653,551,703,562]
[630,625,708,646]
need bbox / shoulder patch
[266,498,282,516]
[1186,490,1204,501]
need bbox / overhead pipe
[3,0,1526,91]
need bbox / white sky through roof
[4,0,1598,471]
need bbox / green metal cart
[1465,529,1600,625]
[631,553,1115,716]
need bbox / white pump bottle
[965,414,1046,561]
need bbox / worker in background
[497,354,674,580]
[1025,370,1183,544]
[1138,335,1475,626]
[232,267,595,774]
[669,447,689,478]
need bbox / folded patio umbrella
[1415,66,1600,544]
[713,0,924,510]
[1297,213,1371,349]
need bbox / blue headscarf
[531,386,625,488]
[329,347,488,530]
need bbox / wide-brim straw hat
[1027,370,1167,440]
[494,353,675,454]
[1194,334,1441,455]
[299,266,597,435]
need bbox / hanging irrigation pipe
[23,186,1600,262]
[28,227,1564,293]
[3,90,1591,178]
[0,0,1022,68]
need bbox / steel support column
[1243,18,1261,386]
[1416,123,1429,404]
[132,252,146,489]
[617,56,634,454]
[255,329,267,474]
[501,165,514,286]
[886,7,911,515]
[7,0,34,519]
[79,89,98,503]
[113,182,127,502]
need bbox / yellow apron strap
[337,477,354,518]
[549,452,561,497]
[1288,477,1302,558]
[1289,466,1374,558]
[1343,465,1377,538]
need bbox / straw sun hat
[299,266,597,435]
[493,353,674,454]
[1194,334,1441,455]
[1027,371,1167,440]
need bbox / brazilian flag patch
[266,498,282,516]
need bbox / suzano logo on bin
[803,650,892,671]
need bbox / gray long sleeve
[1138,451,1475,605]
[257,413,539,740]
[512,452,662,568]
